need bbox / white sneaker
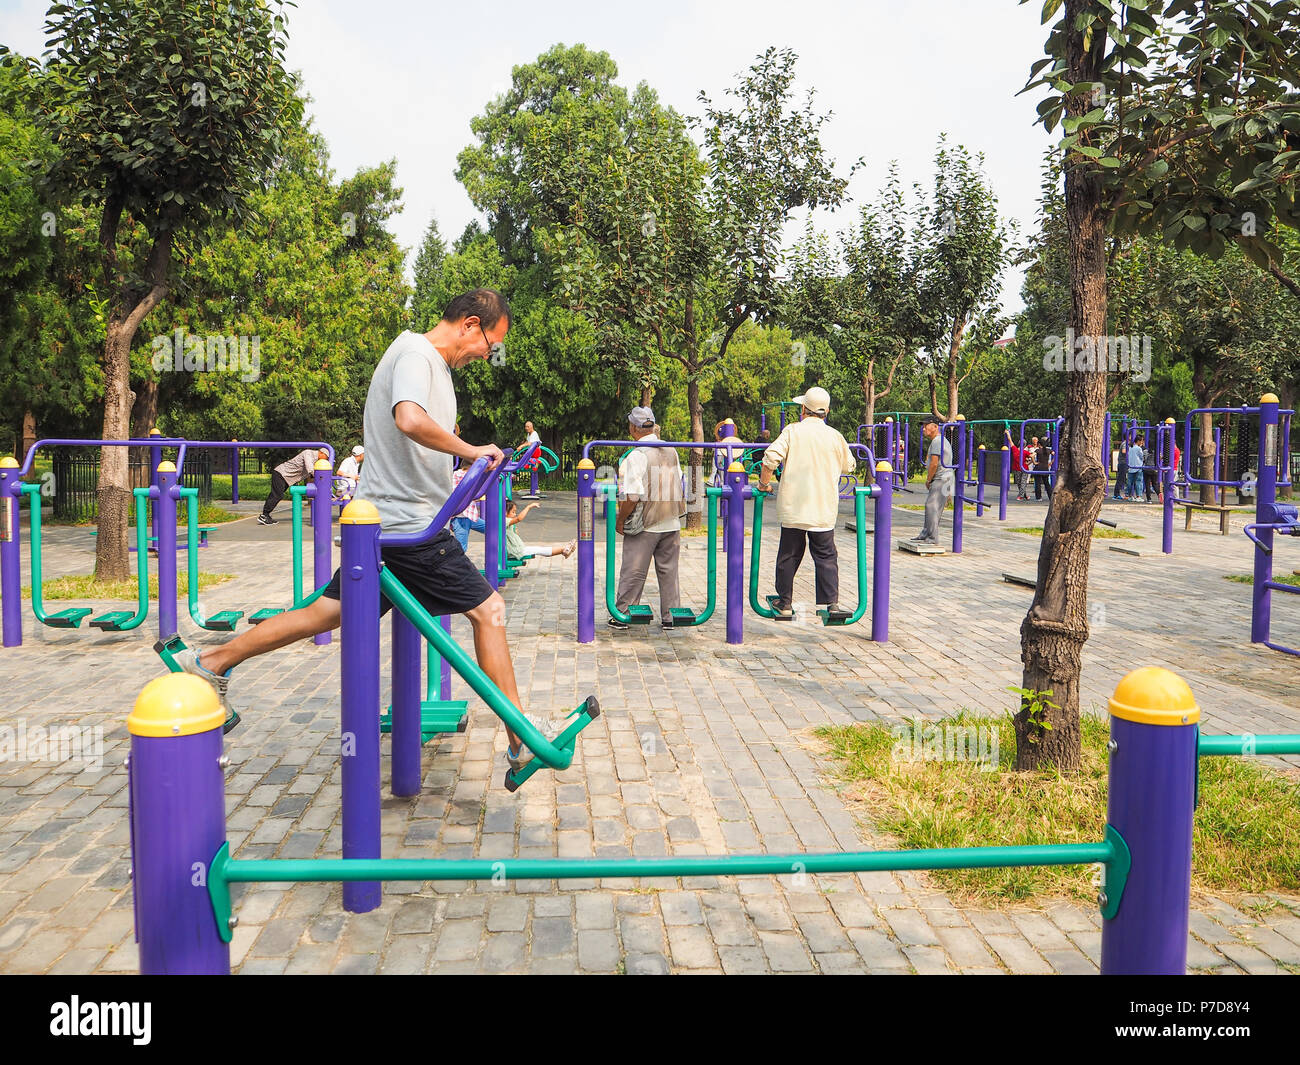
[507,711,572,771]
[174,647,238,733]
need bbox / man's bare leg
[465,592,528,751]
[197,597,341,676]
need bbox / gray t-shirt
[356,331,457,535]
[927,435,955,491]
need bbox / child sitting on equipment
[505,500,576,562]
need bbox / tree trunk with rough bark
[1016,3,1106,773]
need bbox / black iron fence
[51,448,212,522]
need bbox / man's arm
[393,401,503,468]
[926,445,940,486]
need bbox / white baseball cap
[792,387,831,414]
[352,445,364,457]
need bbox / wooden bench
[1182,502,1235,535]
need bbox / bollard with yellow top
[311,456,334,646]
[1,456,21,646]
[155,461,179,638]
[1100,667,1199,975]
[129,672,231,974]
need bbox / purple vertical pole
[1162,420,1175,554]
[312,460,332,646]
[976,446,986,517]
[1252,395,1280,645]
[484,470,502,590]
[577,460,596,643]
[872,461,891,642]
[529,466,540,498]
[953,418,966,554]
[1213,426,1223,505]
[129,673,230,974]
[726,464,746,645]
[391,610,422,797]
[230,442,240,505]
[340,499,382,913]
[998,447,1009,522]
[1100,668,1198,975]
[149,428,164,549]
[1,460,22,647]
[1103,412,1112,493]
[156,463,179,638]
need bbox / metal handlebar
[378,455,496,547]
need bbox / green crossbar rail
[1197,734,1300,756]
[207,827,1129,943]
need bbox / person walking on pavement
[912,417,955,545]
[610,407,687,630]
[756,386,856,620]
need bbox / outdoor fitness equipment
[126,664,1300,974]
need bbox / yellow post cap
[1261,393,1279,404]
[128,674,224,737]
[1108,667,1199,726]
[340,499,380,524]
[577,459,596,470]
[149,428,162,436]
[1001,445,1009,450]
[875,460,893,473]
[1165,418,1175,424]
[978,444,986,450]
[955,414,966,421]
[156,461,177,473]
[727,461,746,473]
[884,417,893,423]
[0,457,18,468]
[314,458,332,470]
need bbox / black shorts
[323,529,494,617]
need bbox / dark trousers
[775,526,839,606]
[262,471,291,517]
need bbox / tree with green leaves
[1018,0,1300,770]
[912,138,1016,419]
[6,0,300,579]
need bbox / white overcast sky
[1,0,1056,313]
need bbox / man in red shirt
[1004,429,1028,501]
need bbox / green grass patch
[23,571,234,601]
[816,713,1300,906]
[899,502,954,512]
[1009,525,1142,540]
[212,474,271,501]
[1226,572,1300,587]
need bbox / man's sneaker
[257,513,277,526]
[772,600,794,620]
[660,617,674,630]
[607,617,629,629]
[174,647,239,733]
[507,712,573,771]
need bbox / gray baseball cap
[628,406,655,428]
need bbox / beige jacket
[762,417,855,531]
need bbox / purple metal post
[953,419,966,553]
[998,447,1009,521]
[975,447,986,517]
[577,460,596,643]
[1,460,22,647]
[312,460,333,647]
[230,442,240,504]
[726,464,747,645]
[1100,668,1198,974]
[340,501,382,913]
[484,470,502,590]
[529,466,540,498]
[129,674,230,974]
[156,464,179,638]
[1103,412,1112,491]
[391,610,422,797]
[149,429,164,548]
[872,462,892,642]
[1162,420,1175,554]
[1252,396,1280,644]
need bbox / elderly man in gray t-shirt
[172,290,574,773]
[912,417,955,545]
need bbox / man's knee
[468,592,507,632]
[305,597,342,631]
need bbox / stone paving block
[847,929,911,971]
[984,934,1052,974]
[667,924,718,969]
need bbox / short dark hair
[922,416,941,427]
[441,288,511,330]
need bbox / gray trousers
[922,475,954,541]
[615,529,680,619]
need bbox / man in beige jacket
[756,387,855,620]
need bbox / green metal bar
[289,484,307,604]
[1198,734,1300,756]
[21,483,150,628]
[748,488,777,619]
[602,485,635,623]
[842,488,870,625]
[379,567,575,770]
[180,487,210,629]
[691,486,719,625]
[208,835,1123,944]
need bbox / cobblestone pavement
[1,488,1297,974]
